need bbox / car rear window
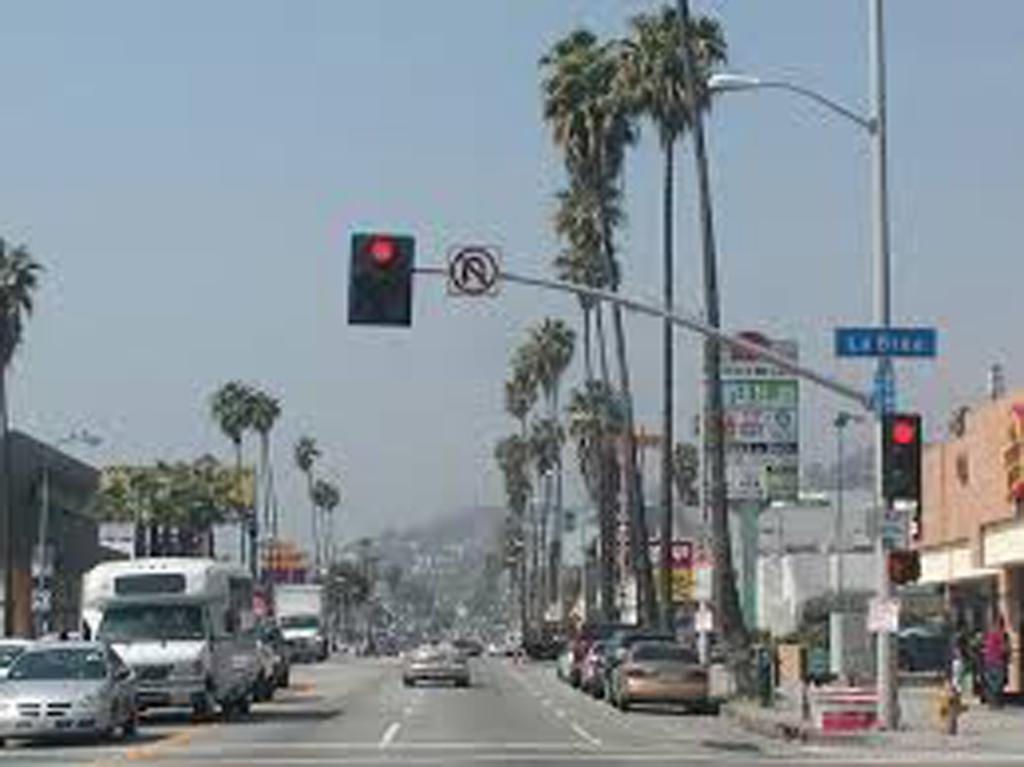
[631,643,699,663]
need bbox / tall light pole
[35,428,102,637]
[707,0,896,729]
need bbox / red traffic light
[367,236,398,268]
[892,418,917,446]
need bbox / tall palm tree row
[619,6,727,628]
[494,433,531,634]
[541,29,658,625]
[294,436,322,569]
[210,381,282,576]
[0,238,42,636]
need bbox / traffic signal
[882,412,922,504]
[348,232,414,326]
[888,549,921,585]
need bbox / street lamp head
[707,73,764,93]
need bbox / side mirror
[115,667,133,682]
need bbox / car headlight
[78,691,103,709]
[183,658,205,676]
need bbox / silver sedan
[0,641,138,746]
[402,644,470,688]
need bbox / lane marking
[379,721,401,749]
[570,722,602,747]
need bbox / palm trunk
[594,302,611,389]
[592,300,617,621]
[599,214,657,627]
[0,369,14,637]
[553,383,565,621]
[659,139,675,630]
[234,441,246,568]
[678,0,748,651]
[581,305,594,385]
[308,473,319,573]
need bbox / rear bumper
[403,666,470,683]
[622,679,710,703]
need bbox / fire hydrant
[937,681,966,735]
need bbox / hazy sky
[3,1,1022,546]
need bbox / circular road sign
[447,246,501,296]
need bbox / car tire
[122,708,139,739]
[403,677,414,687]
[455,678,470,688]
[238,695,251,716]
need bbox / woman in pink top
[983,615,1009,708]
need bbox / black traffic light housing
[888,549,921,585]
[882,412,922,504]
[348,232,414,326]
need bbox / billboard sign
[720,333,800,501]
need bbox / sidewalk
[724,683,1024,753]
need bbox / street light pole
[868,0,898,731]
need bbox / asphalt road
[2,656,1023,766]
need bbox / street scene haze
[1,1,1023,766]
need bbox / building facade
[918,388,1024,690]
[1,431,118,636]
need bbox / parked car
[402,643,470,688]
[254,622,291,700]
[453,638,484,658]
[566,623,633,690]
[0,642,139,746]
[0,640,32,680]
[608,641,716,714]
[579,640,608,698]
[600,628,676,702]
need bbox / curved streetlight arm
[709,74,875,134]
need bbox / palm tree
[211,381,255,572]
[620,6,727,627]
[541,29,657,626]
[527,319,575,614]
[0,238,41,635]
[504,366,538,440]
[529,416,563,611]
[567,381,624,620]
[248,389,282,539]
[494,434,532,634]
[311,479,341,573]
[294,436,321,569]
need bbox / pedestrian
[949,622,967,697]
[982,614,1009,709]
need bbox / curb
[722,702,869,747]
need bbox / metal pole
[35,464,50,638]
[870,0,897,731]
[661,137,676,632]
[836,419,845,594]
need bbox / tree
[0,238,42,635]
[311,478,341,571]
[529,416,564,608]
[210,381,256,573]
[567,381,624,620]
[495,433,533,633]
[294,436,321,569]
[541,29,657,625]
[248,388,282,538]
[620,4,727,629]
[504,366,538,439]
[526,319,575,612]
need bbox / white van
[81,558,261,717]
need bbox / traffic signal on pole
[882,412,922,504]
[348,232,415,326]
[888,549,921,585]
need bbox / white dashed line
[570,721,602,747]
[379,721,401,749]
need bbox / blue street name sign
[834,327,938,358]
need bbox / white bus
[81,558,260,717]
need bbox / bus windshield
[98,603,206,642]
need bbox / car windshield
[98,604,206,642]
[0,644,27,669]
[631,643,699,664]
[8,648,107,681]
[280,616,319,630]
